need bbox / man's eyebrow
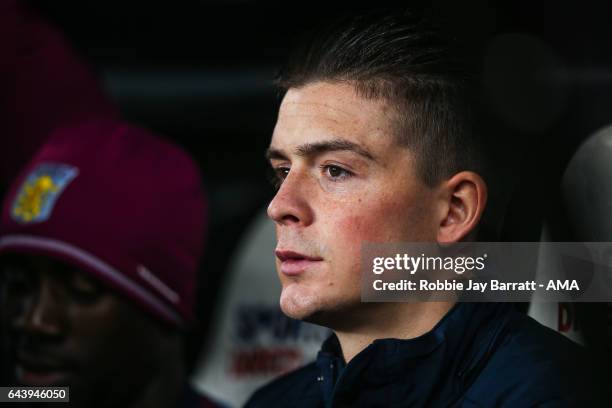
[265,139,376,162]
[265,147,287,161]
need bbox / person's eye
[66,273,104,303]
[321,164,353,181]
[69,285,103,304]
[2,269,34,296]
[269,165,290,189]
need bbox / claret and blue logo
[11,163,78,224]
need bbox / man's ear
[437,171,487,243]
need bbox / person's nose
[267,167,315,227]
[13,279,65,337]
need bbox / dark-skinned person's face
[0,254,169,408]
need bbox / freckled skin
[267,81,440,330]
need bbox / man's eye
[277,167,290,179]
[269,166,290,189]
[2,269,34,296]
[72,277,101,292]
[64,272,104,303]
[322,165,352,180]
[69,286,103,303]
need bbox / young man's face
[267,81,440,327]
[0,255,168,408]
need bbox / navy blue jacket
[245,303,594,407]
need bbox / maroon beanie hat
[0,119,207,327]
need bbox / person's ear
[437,171,487,243]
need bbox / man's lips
[16,366,72,387]
[275,250,323,276]
[15,353,73,386]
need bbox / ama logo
[11,163,78,224]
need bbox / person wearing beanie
[0,119,222,408]
[0,0,120,189]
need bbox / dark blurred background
[6,0,612,376]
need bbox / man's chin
[279,284,324,321]
[280,301,346,330]
[279,285,350,328]
[279,298,318,321]
[279,283,368,331]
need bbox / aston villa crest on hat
[11,163,78,224]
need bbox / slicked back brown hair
[276,10,487,188]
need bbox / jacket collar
[315,302,513,407]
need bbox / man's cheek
[334,215,382,273]
[337,214,391,242]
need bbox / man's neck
[334,301,455,363]
[127,359,185,408]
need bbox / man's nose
[14,281,65,337]
[267,169,314,227]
